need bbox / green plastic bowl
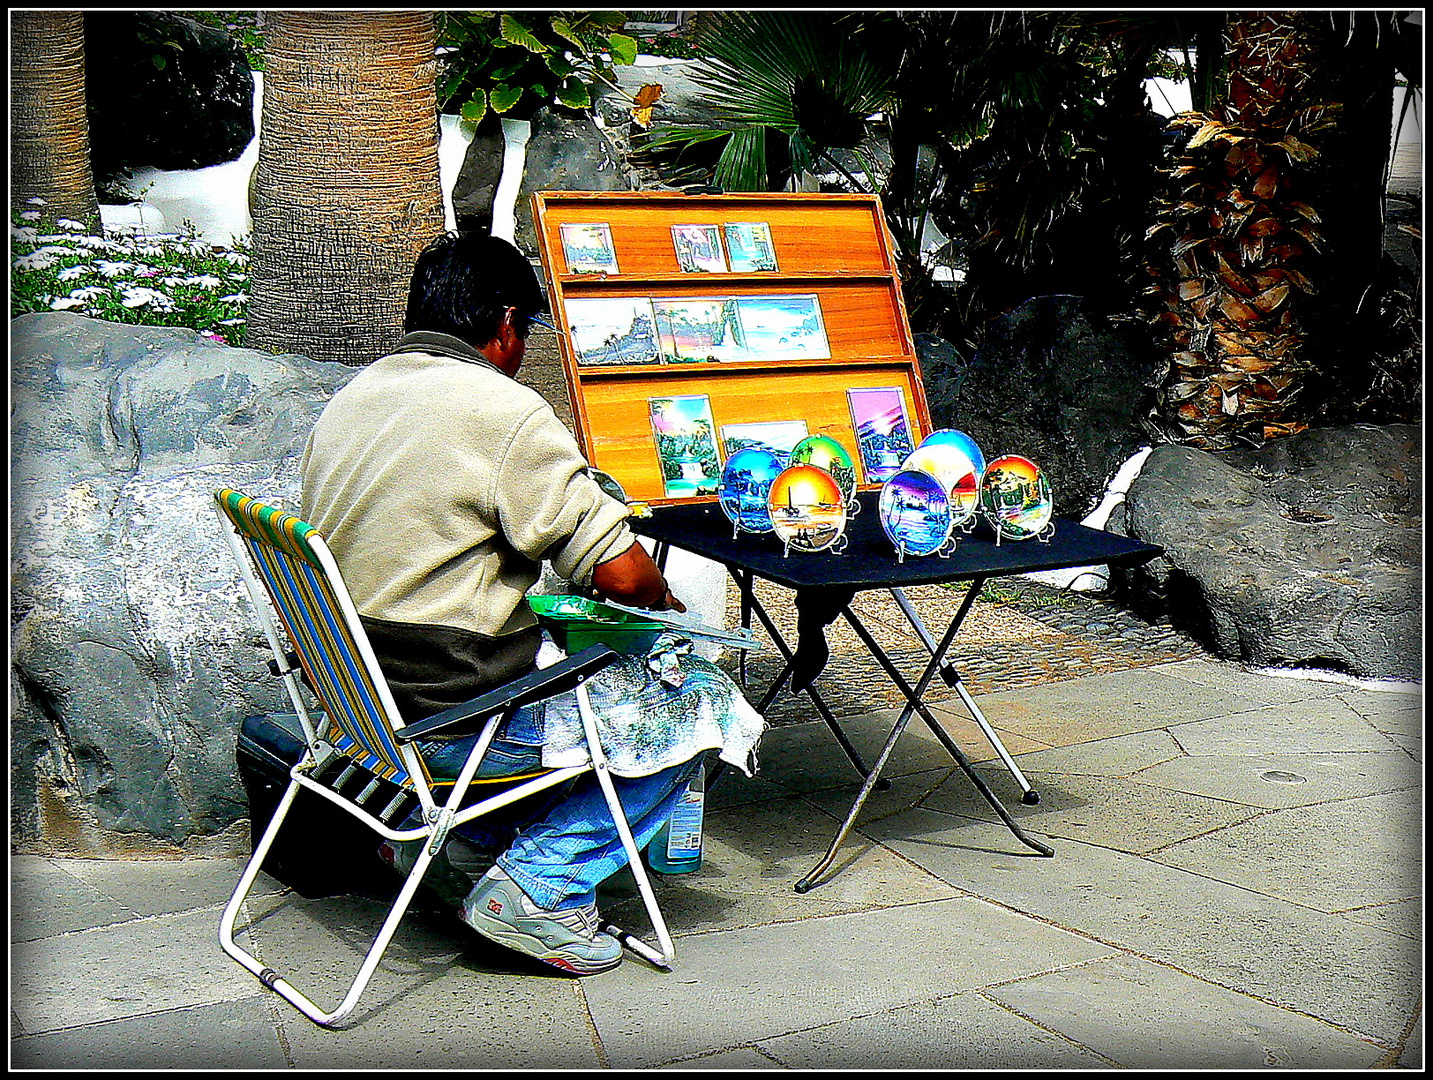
[527,595,665,655]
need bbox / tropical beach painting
[565,297,659,366]
[649,394,722,498]
[735,294,829,360]
[559,222,619,274]
[847,386,915,482]
[652,298,747,362]
[671,224,728,273]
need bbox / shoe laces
[535,898,603,940]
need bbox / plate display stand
[532,191,933,506]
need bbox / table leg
[889,586,1039,805]
[793,598,1053,892]
[733,570,887,789]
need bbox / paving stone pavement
[9,584,1423,1070]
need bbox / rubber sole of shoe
[462,908,622,976]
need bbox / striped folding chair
[213,489,675,1028]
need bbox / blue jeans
[419,709,703,912]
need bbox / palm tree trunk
[10,10,100,231]
[246,11,445,366]
[1144,12,1327,449]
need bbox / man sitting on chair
[300,231,763,976]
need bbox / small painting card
[719,420,810,464]
[559,222,619,274]
[652,297,747,362]
[564,297,659,366]
[671,224,727,273]
[735,294,829,360]
[648,394,722,498]
[847,386,915,483]
[724,222,778,272]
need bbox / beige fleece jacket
[300,333,633,656]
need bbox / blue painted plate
[878,469,953,556]
[718,447,785,534]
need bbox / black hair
[402,231,548,347]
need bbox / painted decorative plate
[767,464,848,553]
[878,469,953,558]
[902,437,980,526]
[979,454,1054,540]
[717,447,784,534]
[788,434,859,509]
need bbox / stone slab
[1336,689,1425,738]
[11,856,140,943]
[987,952,1383,1068]
[755,988,1110,1069]
[996,727,1187,778]
[46,854,274,918]
[1339,897,1422,940]
[968,666,1274,746]
[865,811,1421,1049]
[1151,789,1423,912]
[1151,657,1348,703]
[581,897,1118,1069]
[9,997,288,1070]
[1131,749,1422,809]
[1167,696,1413,755]
[10,907,264,1033]
[921,769,1262,855]
[598,791,962,936]
[237,889,605,1069]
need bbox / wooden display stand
[531,191,932,505]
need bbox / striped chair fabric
[216,489,431,788]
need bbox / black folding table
[632,491,1163,892]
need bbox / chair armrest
[392,643,622,743]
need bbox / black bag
[235,712,414,899]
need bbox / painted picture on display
[559,223,619,274]
[652,298,747,362]
[735,294,829,360]
[719,420,809,463]
[565,297,659,366]
[671,224,728,273]
[649,395,722,497]
[847,386,915,482]
[724,222,778,272]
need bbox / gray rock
[85,12,255,182]
[11,313,356,854]
[1119,425,1421,682]
[920,296,1160,519]
[452,107,629,256]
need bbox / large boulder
[919,295,1160,519]
[1117,424,1422,682]
[451,106,629,257]
[11,313,356,855]
[85,12,255,184]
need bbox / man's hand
[591,541,685,612]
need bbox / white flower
[218,318,245,326]
[228,272,249,282]
[74,234,115,250]
[219,251,250,266]
[19,210,40,221]
[57,265,93,282]
[120,286,175,311]
[55,218,87,232]
[13,250,60,271]
[95,260,137,278]
[136,244,168,258]
[161,275,189,288]
[69,286,109,301]
[49,297,87,310]
[10,225,39,243]
[185,274,223,290]
[25,196,47,206]
[218,292,249,304]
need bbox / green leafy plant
[11,200,252,345]
[436,11,638,125]
[637,12,897,193]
